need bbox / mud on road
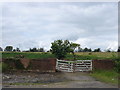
[2,72,118,88]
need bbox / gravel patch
[2,72,67,84]
[2,72,118,88]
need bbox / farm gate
[56,59,92,72]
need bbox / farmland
[1,52,55,59]
[1,51,119,87]
[1,51,118,60]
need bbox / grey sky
[1,2,118,51]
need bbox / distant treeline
[0,46,45,52]
[0,45,119,52]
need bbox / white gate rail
[56,59,92,72]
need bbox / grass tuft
[90,69,118,85]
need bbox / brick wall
[92,59,115,70]
[30,58,56,72]
[2,58,57,72]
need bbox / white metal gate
[56,59,92,72]
[74,60,92,72]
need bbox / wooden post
[73,62,75,73]
[90,60,92,71]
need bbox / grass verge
[90,69,118,85]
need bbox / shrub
[14,59,25,70]
[114,58,120,73]
[2,62,9,72]
[4,58,25,70]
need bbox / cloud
[2,2,118,51]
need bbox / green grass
[76,52,117,58]
[1,52,118,60]
[65,53,117,60]
[90,69,118,85]
[2,52,55,59]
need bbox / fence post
[90,60,92,71]
[56,59,58,70]
[73,62,75,72]
[68,62,70,72]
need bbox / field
[1,52,55,59]
[1,51,119,86]
[1,52,118,60]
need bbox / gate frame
[56,59,92,72]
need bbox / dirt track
[2,72,118,88]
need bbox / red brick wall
[92,59,115,70]
[30,58,56,72]
[2,58,57,72]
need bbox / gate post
[56,59,58,71]
[73,62,75,73]
[90,60,92,71]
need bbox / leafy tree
[78,47,83,52]
[16,47,20,52]
[93,48,101,52]
[117,46,120,52]
[88,48,92,52]
[32,48,37,52]
[29,48,32,52]
[13,47,20,52]
[4,46,13,51]
[69,43,80,60]
[47,50,50,52]
[51,40,70,59]
[79,47,92,52]
[51,40,80,60]
[83,47,89,52]
[39,48,45,52]
[0,47,3,51]
[106,48,111,52]
[29,47,38,52]
[13,49,16,52]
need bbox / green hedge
[114,58,120,73]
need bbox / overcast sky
[1,2,118,51]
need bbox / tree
[39,48,45,52]
[69,43,80,60]
[51,40,70,59]
[78,47,83,52]
[51,40,80,60]
[29,48,32,52]
[83,47,89,52]
[16,47,20,52]
[13,49,16,52]
[117,46,120,52]
[82,47,92,52]
[13,47,20,52]
[0,47,3,51]
[29,47,38,52]
[4,46,13,51]
[88,48,92,52]
[93,48,101,52]
[105,48,111,52]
